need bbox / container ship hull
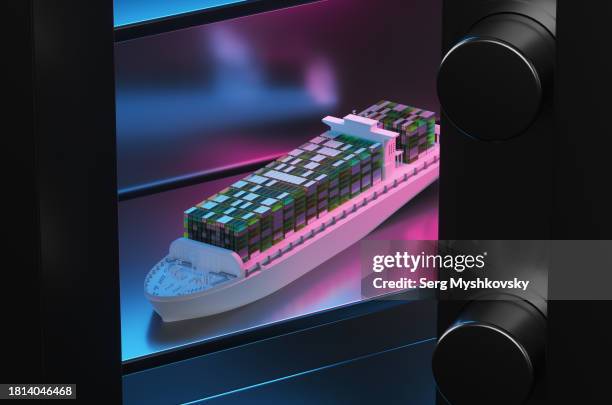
[145,135,439,322]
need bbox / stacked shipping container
[184,101,437,262]
[184,133,382,262]
[359,100,437,163]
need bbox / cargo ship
[145,101,440,322]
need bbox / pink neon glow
[305,58,338,106]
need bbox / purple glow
[306,58,338,106]
[114,0,440,190]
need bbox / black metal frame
[547,1,612,403]
[5,0,44,385]
[437,0,612,404]
[20,0,122,402]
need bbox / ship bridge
[322,114,399,179]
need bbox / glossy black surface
[548,1,612,404]
[123,299,437,404]
[438,13,555,140]
[439,0,556,240]
[434,241,549,405]
[437,2,556,403]
[433,298,546,405]
[5,0,43,384]
[439,1,612,405]
[25,0,123,402]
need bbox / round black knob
[432,298,546,405]
[438,13,555,141]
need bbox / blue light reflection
[114,0,249,27]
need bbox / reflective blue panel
[114,0,249,27]
[114,0,441,190]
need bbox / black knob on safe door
[437,13,556,141]
[432,298,546,405]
